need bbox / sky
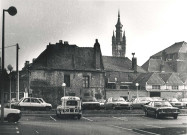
[1,0,187,71]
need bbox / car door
[19,98,31,109]
[146,102,152,115]
[148,102,156,115]
[30,98,43,110]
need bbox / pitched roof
[158,73,183,85]
[142,58,174,72]
[179,73,187,84]
[30,42,104,71]
[102,56,146,73]
[133,73,165,86]
[152,41,187,57]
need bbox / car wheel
[7,114,18,122]
[155,112,160,119]
[173,115,178,119]
[77,115,82,119]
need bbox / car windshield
[113,98,126,102]
[139,97,152,102]
[169,98,178,102]
[154,101,172,107]
[66,100,78,106]
[38,98,46,103]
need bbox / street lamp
[62,83,66,97]
[135,83,139,98]
[1,6,17,122]
[7,64,13,108]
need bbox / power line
[0,44,17,49]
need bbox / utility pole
[16,43,20,101]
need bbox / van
[56,96,82,119]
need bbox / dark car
[144,101,180,119]
[82,97,100,110]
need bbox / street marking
[50,116,56,121]
[110,125,132,131]
[112,116,128,121]
[145,124,164,128]
[133,129,160,135]
[82,117,93,121]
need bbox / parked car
[97,99,106,109]
[0,105,22,122]
[179,98,187,108]
[12,97,52,111]
[82,97,100,110]
[56,96,82,119]
[130,97,153,109]
[144,101,180,119]
[151,97,164,101]
[105,97,131,110]
[166,98,183,109]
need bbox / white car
[105,97,131,110]
[12,97,52,111]
[0,105,21,122]
[167,98,183,109]
[179,98,187,108]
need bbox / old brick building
[21,39,105,106]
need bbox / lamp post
[1,6,17,122]
[62,83,66,97]
[135,83,139,98]
[7,64,13,108]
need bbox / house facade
[133,72,187,99]
[21,40,105,106]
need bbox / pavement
[20,108,187,117]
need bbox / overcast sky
[1,0,187,70]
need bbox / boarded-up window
[64,74,70,87]
[106,83,116,89]
[83,76,89,88]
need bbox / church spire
[112,10,126,57]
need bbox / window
[23,98,30,102]
[172,86,178,90]
[106,83,116,89]
[31,98,40,103]
[152,85,160,90]
[64,74,70,87]
[69,92,76,96]
[66,101,78,106]
[83,76,89,88]
[84,93,90,97]
[120,85,128,89]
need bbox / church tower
[112,11,126,57]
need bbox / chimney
[25,61,30,67]
[94,39,101,70]
[64,41,69,45]
[160,60,165,72]
[32,58,36,63]
[59,40,63,44]
[132,53,137,72]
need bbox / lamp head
[7,64,13,72]
[7,6,17,16]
